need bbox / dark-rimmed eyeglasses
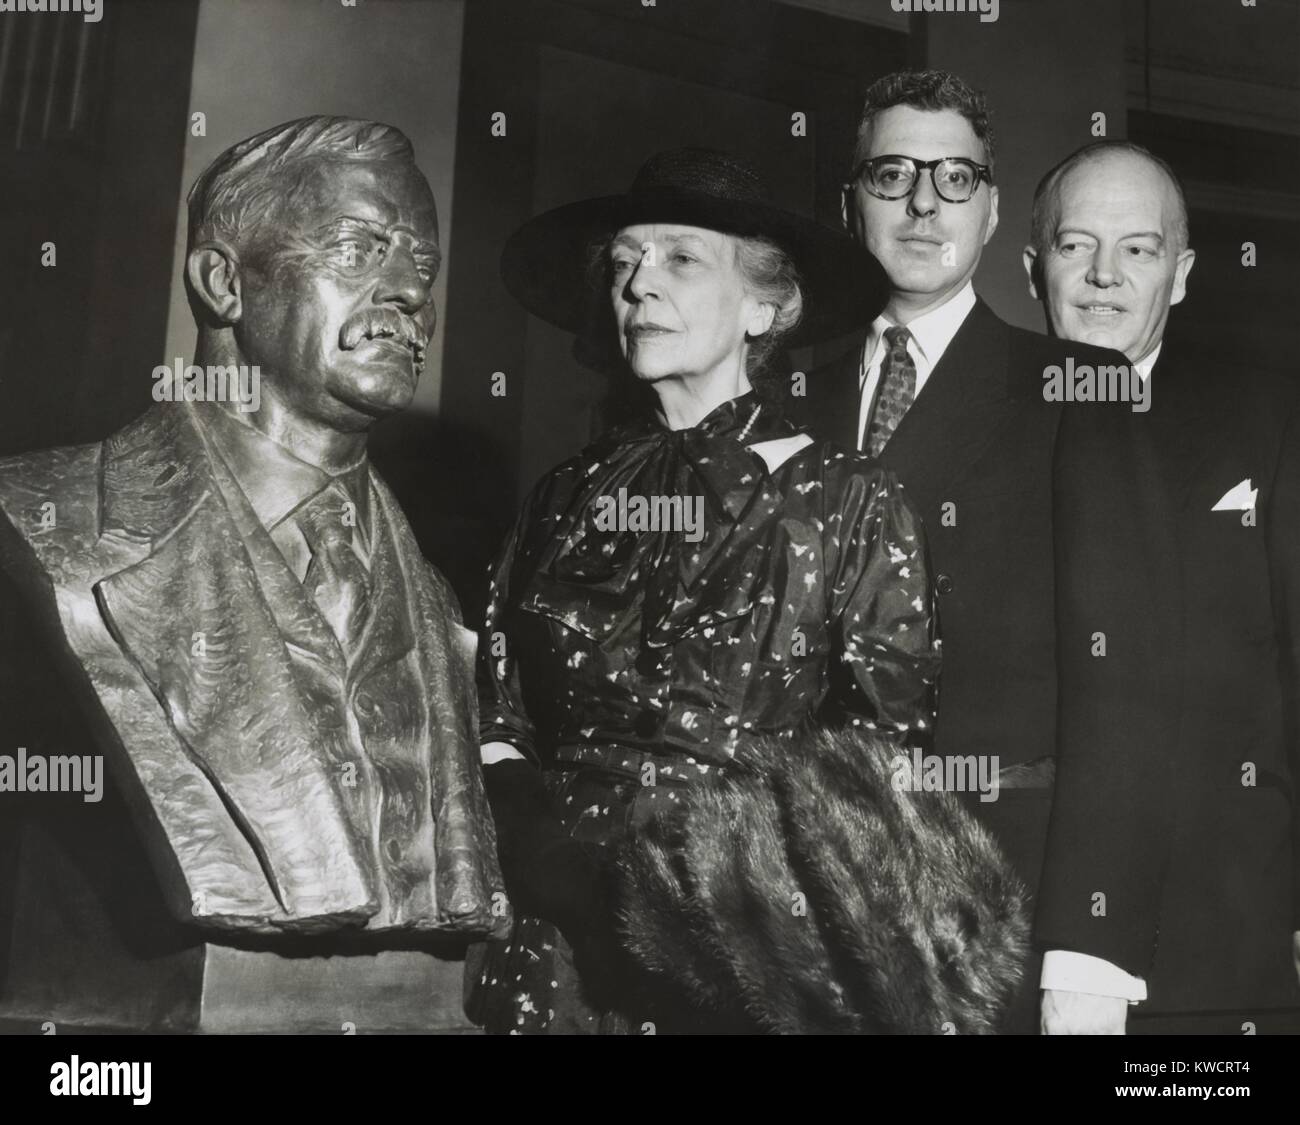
[849,155,993,203]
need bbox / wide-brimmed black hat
[500,147,888,349]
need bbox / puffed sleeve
[477,462,584,765]
[821,455,940,744]
[477,511,538,763]
[479,464,573,766]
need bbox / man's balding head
[1023,142,1195,364]
[1028,141,1188,260]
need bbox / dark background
[1,0,1296,621]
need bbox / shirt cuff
[1041,950,1148,1004]
[481,741,526,765]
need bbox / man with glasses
[789,70,1127,1032]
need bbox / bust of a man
[0,117,504,942]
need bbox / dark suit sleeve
[1265,404,1300,929]
[1035,403,1183,977]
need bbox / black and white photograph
[0,0,1297,1094]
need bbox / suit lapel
[1146,348,1220,510]
[880,298,1020,508]
[94,405,374,921]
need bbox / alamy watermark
[0,747,103,803]
[49,1056,150,1105]
[593,489,704,543]
[0,0,102,22]
[1042,357,1150,413]
[891,749,1000,803]
[891,0,999,23]
[152,359,261,413]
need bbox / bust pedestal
[0,794,477,1034]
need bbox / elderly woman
[469,149,941,1034]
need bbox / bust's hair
[584,230,804,398]
[853,69,994,176]
[1028,140,1189,258]
[186,116,415,256]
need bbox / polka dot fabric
[469,390,940,1033]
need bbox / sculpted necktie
[865,325,916,458]
[297,485,371,656]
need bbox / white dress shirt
[1039,340,1163,1007]
[855,281,978,450]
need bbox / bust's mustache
[338,307,428,369]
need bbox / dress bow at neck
[523,393,804,646]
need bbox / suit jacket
[1038,340,1300,1015]
[789,297,1128,898]
[0,403,506,938]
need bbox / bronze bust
[0,117,505,1029]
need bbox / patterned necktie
[865,325,916,458]
[297,485,371,656]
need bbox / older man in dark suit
[788,70,1130,1031]
[0,118,505,1030]
[1026,140,1300,1034]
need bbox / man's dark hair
[853,70,995,176]
[1028,140,1189,258]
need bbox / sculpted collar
[199,405,372,578]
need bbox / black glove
[482,759,606,941]
[484,760,642,1014]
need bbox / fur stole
[614,726,1029,1033]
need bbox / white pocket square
[1212,478,1257,511]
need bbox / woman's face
[609,224,772,387]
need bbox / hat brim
[500,187,888,351]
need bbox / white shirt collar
[855,283,978,450]
[1133,341,1162,382]
[867,281,977,370]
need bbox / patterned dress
[467,391,940,1033]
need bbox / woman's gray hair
[732,234,803,385]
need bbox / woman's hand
[481,758,606,939]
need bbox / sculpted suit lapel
[94,404,377,924]
[373,477,507,931]
[348,497,416,686]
